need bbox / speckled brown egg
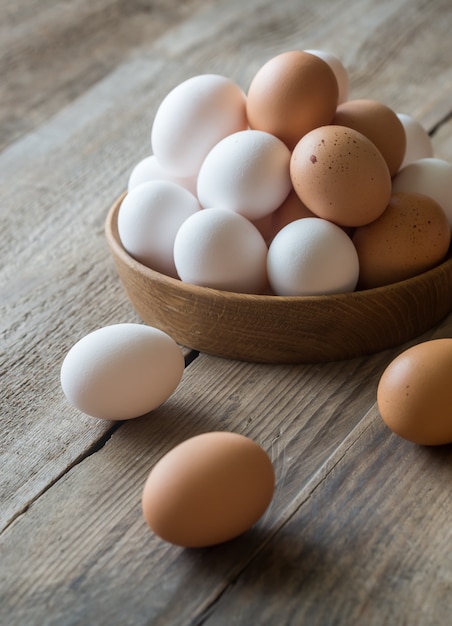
[352,191,451,288]
[246,50,339,150]
[290,125,392,227]
[332,99,406,176]
[377,338,452,445]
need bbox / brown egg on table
[141,432,275,548]
[352,191,451,289]
[252,189,316,245]
[377,338,452,445]
[246,50,339,150]
[332,99,406,176]
[290,125,392,227]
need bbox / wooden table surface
[1,1,452,624]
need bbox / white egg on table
[60,324,185,420]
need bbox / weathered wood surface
[1,0,451,624]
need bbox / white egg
[304,49,349,104]
[396,113,433,169]
[267,218,359,296]
[118,180,200,277]
[173,208,268,294]
[197,130,292,221]
[60,324,185,420]
[392,157,452,228]
[128,155,197,196]
[151,74,248,178]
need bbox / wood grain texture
[0,0,207,151]
[0,345,428,625]
[1,0,452,623]
[1,318,451,625]
[199,415,452,626]
[0,52,201,533]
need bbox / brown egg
[377,338,452,445]
[290,125,392,227]
[141,432,275,547]
[246,50,339,150]
[352,191,451,289]
[332,99,406,176]
[252,189,315,245]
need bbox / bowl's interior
[105,193,452,363]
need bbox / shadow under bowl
[105,192,452,363]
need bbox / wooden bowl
[105,193,452,363]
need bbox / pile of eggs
[119,49,452,296]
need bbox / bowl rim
[105,190,452,304]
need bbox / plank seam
[1,349,199,535]
[0,423,122,535]
[429,108,452,137]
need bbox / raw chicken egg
[332,99,406,176]
[304,49,349,104]
[252,189,315,245]
[141,431,275,547]
[396,113,433,169]
[173,207,268,293]
[60,324,185,420]
[151,74,247,178]
[118,181,200,278]
[377,338,452,445]
[127,155,197,196]
[267,217,359,296]
[353,192,451,289]
[197,129,291,221]
[290,125,391,227]
[392,158,452,229]
[246,50,339,150]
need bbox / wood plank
[0,0,207,150]
[0,54,202,532]
[1,309,452,624]
[2,318,451,625]
[432,117,452,162]
[198,407,452,625]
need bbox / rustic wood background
[1,0,451,624]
